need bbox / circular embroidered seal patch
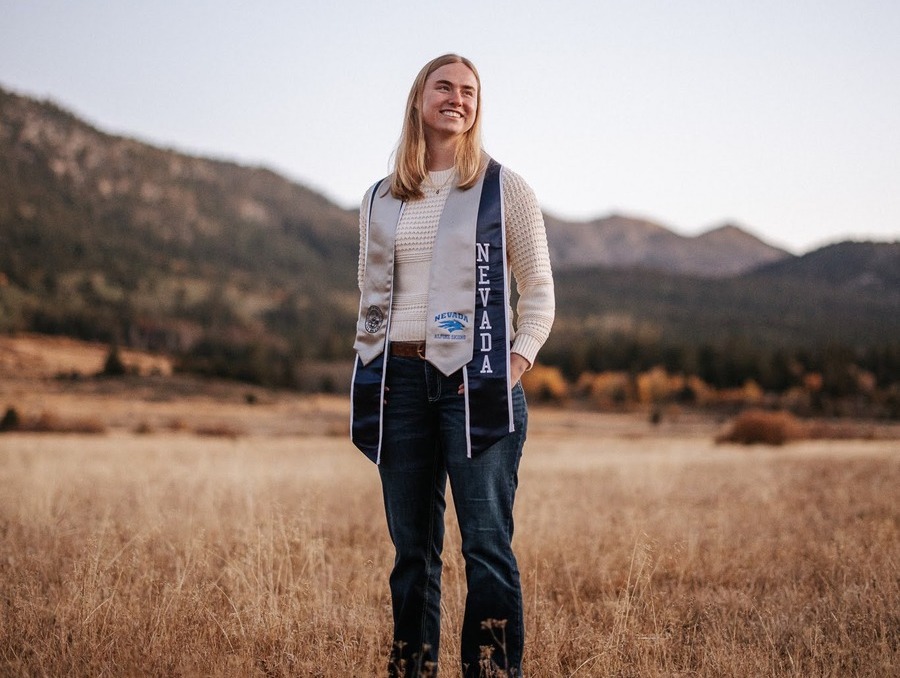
[364,305,384,334]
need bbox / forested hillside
[543,243,899,397]
[0,85,360,382]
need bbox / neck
[425,136,458,171]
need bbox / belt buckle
[416,342,426,359]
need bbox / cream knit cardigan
[358,166,555,367]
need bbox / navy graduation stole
[463,159,514,455]
[351,159,513,463]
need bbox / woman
[351,54,554,677]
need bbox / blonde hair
[390,54,485,201]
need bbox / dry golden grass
[1,425,898,677]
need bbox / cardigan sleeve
[501,167,555,366]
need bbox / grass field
[1,413,898,677]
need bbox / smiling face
[419,62,479,144]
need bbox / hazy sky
[2,0,898,253]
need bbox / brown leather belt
[390,341,427,359]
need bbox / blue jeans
[378,357,527,677]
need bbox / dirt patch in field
[0,333,172,378]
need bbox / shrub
[716,409,806,445]
[174,338,298,389]
[579,371,634,409]
[521,364,568,403]
[100,343,127,376]
[2,405,106,435]
[4,409,108,435]
[1,406,21,432]
[194,423,244,439]
[133,421,154,435]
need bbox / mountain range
[544,214,789,276]
[1,83,897,371]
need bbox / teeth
[441,111,462,118]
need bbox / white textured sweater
[358,166,555,366]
